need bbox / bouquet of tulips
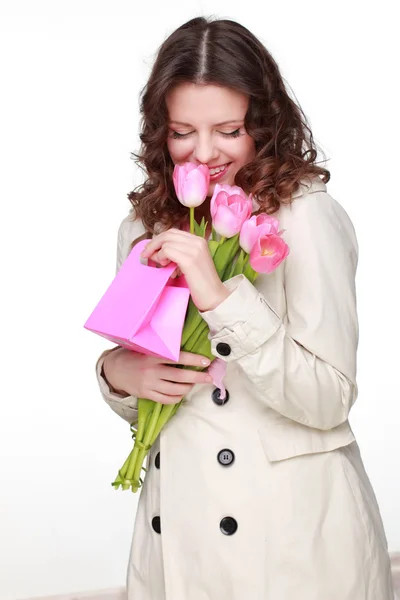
[112,163,289,492]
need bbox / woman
[95,16,394,600]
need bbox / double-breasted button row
[152,385,238,536]
[153,454,161,533]
[213,384,238,533]
[152,515,238,536]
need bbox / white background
[0,1,398,598]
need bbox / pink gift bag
[84,239,190,361]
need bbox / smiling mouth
[208,163,231,176]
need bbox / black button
[212,388,230,406]
[220,517,238,535]
[217,449,235,466]
[152,516,161,534]
[155,452,160,469]
[216,342,231,356]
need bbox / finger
[156,380,194,397]
[158,365,212,385]
[162,351,211,368]
[147,243,191,267]
[140,230,185,258]
[170,266,182,279]
[147,250,171,267]
[153,244,193,272]
[141,228,200,260]
[149,239,195,266]
[146,389,189,405]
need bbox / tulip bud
[173,163,210,208]
[210,183,252,238]
[249,234,290,274]
[240,213,280,253]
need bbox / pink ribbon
[207,358,227,400]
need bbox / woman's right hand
[102,348,213,404]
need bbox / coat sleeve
[200,191,359,431]
[95,210,147,424]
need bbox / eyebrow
[169,120,244,127]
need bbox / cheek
[167,139,194,163]
[230,137,256,165]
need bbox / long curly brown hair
[128,16,330,234]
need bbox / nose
[192,133,218,165]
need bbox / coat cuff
[200,274,281,361]
[96,348,138,423]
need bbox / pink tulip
[173,162,210,208]
[249,234,290,274]
[240,213,281,254]
[210,183,253,238]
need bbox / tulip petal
[210,183,252,237]
[240,217,258,253]
[173,162,210,208]
[181,169,209,207]
[213,205,242,238]
[210,190,229,218]
[256,213,280,233]
[250,234,290,273]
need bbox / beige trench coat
[95,177,394,600]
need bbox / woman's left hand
[140,228,230,312]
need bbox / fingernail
[201,358,210,366]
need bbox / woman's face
[166,83,256,196]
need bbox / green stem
[243,262,259,284]
[190,207,195,234]
[194,331,214,362]
[121,398,151,480]
[150,403,176,445]
[180,298,202,347]
[213,234,240,278]
[183,319,208,352]
[113,447,135,491]
[132,401,163,488]
[180,240,219,348]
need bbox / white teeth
[209,164,228,175]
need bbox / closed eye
[221,128,241,138]
[171,131,191,139]
[171,129,242,139]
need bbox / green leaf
[243,262,258,284]
[181,298,203,347]
[213,234,240,278]
[224,249,245,281]
[208,239,219,259]
[193,219,202,236]
[193,216,208,238]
